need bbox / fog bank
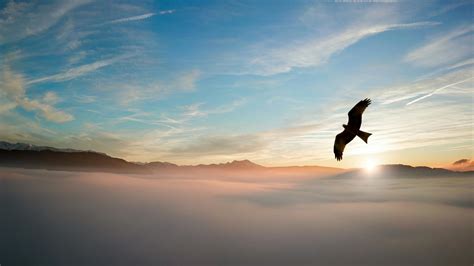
[1,168,472,265]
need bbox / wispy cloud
[181,103,206,118]
[181,99,247,118]
[68,51,89,64]
[250,21,438,75]
[427,1,472,18]
[27,55,130,84]
[404,25,474,68]
[107,98,249,162]
[412,58,474,82]
[115,98,246,131]
[1,68,73,123]
[381,67,473,105]
[74,94,96,104]
[0,0,91,44]
[174,69,201,91]
[117,69,201,105]
[42,91,60,104]
[159,9,175,15]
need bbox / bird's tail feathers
[357,130,372,143]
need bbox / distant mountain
[148,160,342,173]
[141,160,345,180]
[1,141,469,178]
[144,159,265,170]
[196,160,265,169]
[379,164,453,176]
[145,161,179,169]
[0,141,100,154]
[334,164,473,178]
[0,142,341,177]
[0,149,146,174]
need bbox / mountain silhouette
[1,141,471,177]
[0,142,344,177]
[0,141,89,153]
[194,160,265,169]
[0,149,146,173]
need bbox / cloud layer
[1,169,472,265]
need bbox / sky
[0,0,472,168]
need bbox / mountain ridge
[0,141,102,154]
[0,141,471,177]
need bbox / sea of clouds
[1,168,472,265]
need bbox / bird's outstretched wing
[334,129,356,161]
[347,98,371,129]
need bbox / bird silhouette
[334,98,372,161]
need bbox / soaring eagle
[334,98,372,161]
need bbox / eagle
[334,98,372,161]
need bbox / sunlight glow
[365,159,378,173]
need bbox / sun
[365,158,378,172]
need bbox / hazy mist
[1,168,472,265]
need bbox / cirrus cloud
[0,0,91,44]
[249,21,439,75]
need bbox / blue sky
[0,0,472,167]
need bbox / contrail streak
[108,13,156,24]
[105,10,175,25]
[406,77,473,105]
